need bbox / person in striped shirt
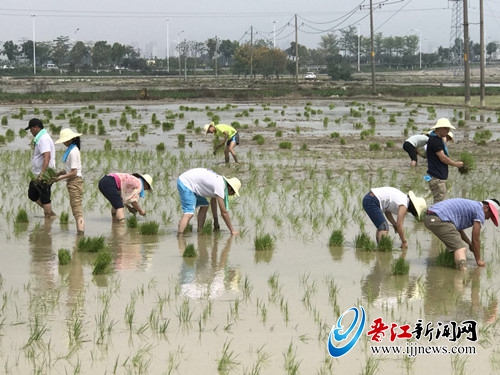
[424,198,500,270]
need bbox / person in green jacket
[204,122,239,164]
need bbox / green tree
[111,42,127,67]
[218,39,238,66]
[51,36,70,67]
[326,54,353,80]
[91,41,112,69]
[486,41,497,59]
[254,46,287,79]
[69,41,88,69]
[232,43,253,77]
[2,41,19,62]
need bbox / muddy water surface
[0,99,500,374]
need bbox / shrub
[58,248,72,265]
[254,234,275,251]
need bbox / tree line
[1,25,498,80]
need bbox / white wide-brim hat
[431,118,456,130]
[408,191,427,217]
[55,128,82,144]
[223,176,241,196]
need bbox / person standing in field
[98,173,153,222]
[177,168,241,235]
[204,122,239,164]
[424,198,500,270]
[26,118,57,218]
[362,187,427,249]
[403,133,428,166]
[425,118,463,203]
[54,128,85,234]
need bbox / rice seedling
[126,215,138,228]
[200,219,212,235]
[355,232,376,251]
[14,208,29,223]
[217,339,240,373]
[58,248,72,265]
[391,257,410,275]
[59,211,69,224]
[435,250,456,268]
[278,141,292,150]
[458,151,476,174]
[283,341,301,375]
[378,235,394,251]
[182,243,197,257]
[92,250,113,275]
[139,221,159,235]
[254,233,275,251]
[253,134,265,145]
[156,142,166,152]
[77,235,107,252]
[328,229,344,246]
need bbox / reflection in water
[424,266,497,323]
[178,235,240,299]
[361,251,421,307]
[328,245,344,262]
[110,223,152,271]
[29,218,57,290]
[254,249,274,263]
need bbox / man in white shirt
[177,168,241,235]
[26,118,56,218]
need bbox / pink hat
[484,199,500,226]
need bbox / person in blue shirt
[424,198,500,270]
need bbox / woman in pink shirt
[98,172,153,222]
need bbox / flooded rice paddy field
[1,99,500,374]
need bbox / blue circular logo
[327,306,366,357]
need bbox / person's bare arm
[436,150,463,168]
[56,168,77,181]
[211,197,220,231]
[216,196,239,235]
[468,222,484,266]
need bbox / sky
[1,0,500,58]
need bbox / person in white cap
[177,168,241,235]
[425,118,463,203]
[54,128,85,234]
[204,122,239,164]
[425,198,500,270]
[362,187,427,249]
[98,172,153,222]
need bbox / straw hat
[223,176,241,196]
[133,173,153,190]
[447,132,454,142]
[408,191,426,217]
[431,118,456,130]
[204,122,215,134]
[55,128,82,144]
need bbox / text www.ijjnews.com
[370,342,476,357]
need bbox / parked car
[2,65,14,70]
[304,72,316,80]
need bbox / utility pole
[215,35,218,79]
[480,0,485,107]
[463,0,471,106]
[166,19,170,73]
[295,14,299,83]
[31,14,36,75]
[370,0,375,94]
[250,26,253,79]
